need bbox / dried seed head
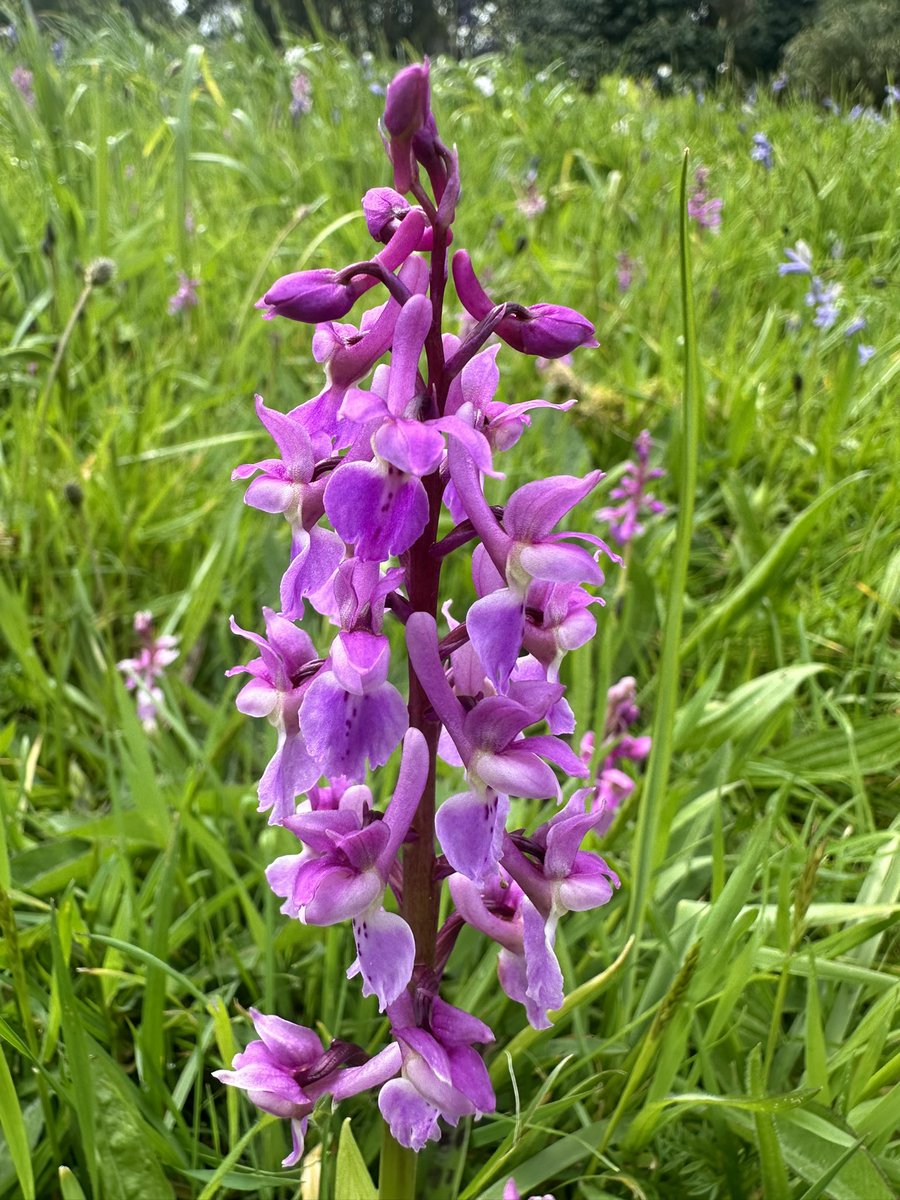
[85,257,117,287]
[63,481,84,509]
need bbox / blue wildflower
[805,277,841,329]
[750,132,773,169]
[779,242,813,276]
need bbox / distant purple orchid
[579,675,652,833]
[616,251,636,292]
[290,72,311,118]
[687,167,722,231]
[11,65,34,106]
[596,429,666,546]
[516,182,547,219]
[117,611,178,732]
[218,57,623,1179]
[168,271,200,315]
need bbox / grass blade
[623,150,701,987]
[0,1040,35,1200]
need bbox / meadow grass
[1,11,899,1199]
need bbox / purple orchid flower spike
[378,991,495,1150]
[452,250,598,358]
[606,674,642,734]
[226,57,631,1181]
[267,728,427,1009]
[214,1008,400,1166]
[226,608,323,824]
[597,429,666,546]
[117,611,179,732]
[579,676,651,832]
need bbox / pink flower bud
[452,251,598,358]
[256,268,357,323]
[362,187,410,244]
[383,60,431,193]
[383,62,430,139]
[506,303,598,357]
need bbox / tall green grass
[1,10,898,1199]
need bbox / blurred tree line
[18,0,900,97]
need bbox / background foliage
[1,7,899,1199]
[9,0,883,87]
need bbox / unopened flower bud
[452,251,597,358]
[506,303,598,357]
[412,111,448,199]
[363,187,410,244]
[383,60,431,194]
[383,62,430,139]
[256,268,357,324]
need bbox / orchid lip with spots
[215,57,629,1182]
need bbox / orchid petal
[349,907,415,1010]
[378,1078,441,1151]
[504,472,603,542]
[324,460,429,561]
[466,588,525,691]
[331,1043,403,1102]
[300,673,408,782]
[435,790,508,882]
[254,394,315,479]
